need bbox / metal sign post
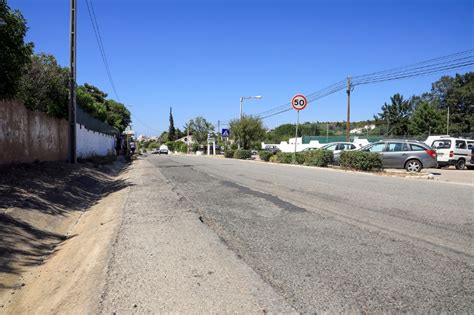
[291,94,308,163]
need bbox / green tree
[265,123,295,143]
[82,82,107,104]
[409,101,444,136]
[77,85,107,121]
[186,117,214,144]
[430,73,473,134]
[229,115,266,150]
[374,93,412,136]
[105,99,131,133]
[168,107,176,141]
[17,53,69,118]
[0,0,33,99]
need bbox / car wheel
[405,159,422,172]
[455,159,466,170]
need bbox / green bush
[303,149,333,167]
[224,149,234,158]
[339,151,383,171]
[275,152,293,164]
[147,142,159,150]
[295,152,305,165]
[233,149,252,159]
[174,141,188,153]
[165,141,176,152]
[258,151,272,162]
[269,155,278,163]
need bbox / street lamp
[238,95,262,149]
[240,95,262,119]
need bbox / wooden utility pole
[346,77,351,142]
[68,0,77,163]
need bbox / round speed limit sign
[291,94,308,111]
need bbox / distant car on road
[151,148,160,154]
[359,140,437,172]
[264,145,281,154]
[159,144,169,155]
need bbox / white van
[426,136,473,169]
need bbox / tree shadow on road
[0,159,132,288]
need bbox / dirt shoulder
[0,159,131,313]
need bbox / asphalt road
[147,154,473,313]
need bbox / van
[426,137,473,169]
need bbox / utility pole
[326,123,329,143]
[68,0,77,163]
[346,77,351,142]
[446,106,450,135]
[217,120,220,141]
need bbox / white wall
[262,138,323,153]
[76,123,115,158]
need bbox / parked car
[359,140,437,172]
[426,137,472,169]
[320,142,357,164]
[264,145,281,154]
[151,148,160,154]
[159,144,169,155]
[470,146,474,168]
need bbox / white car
[426,137,473,169]
[159,144,169,155]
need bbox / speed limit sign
[291,94,308,111]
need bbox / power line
[254,49,474,120]
[84,0,120,101]
[85,0,163,135]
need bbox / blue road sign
[221,128,230,137]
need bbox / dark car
[359,140,437,172]
[264,145,281,154]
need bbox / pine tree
[168,107,176,141]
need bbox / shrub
[303,149,333,167]
[339,151,383,171]
[295,152,305,165]
[174,141,188,153]
[269,155,278,163]
[165,141,175,152]
[233,149,252,159]
[224,149,234,158]
[276,152,293,164]
[259,151,272,162]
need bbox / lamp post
[238,95,262,149]
[240,95,262,119]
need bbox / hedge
[339,151,383,171]
[303,149,333,167]
[233,149,252,159]
[174,141,188,153]
[275,152,293,164]
[259,151,273,162]
[224,149,234,158]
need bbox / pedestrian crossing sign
[222,128,230,138]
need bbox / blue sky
[9,0,474,136]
